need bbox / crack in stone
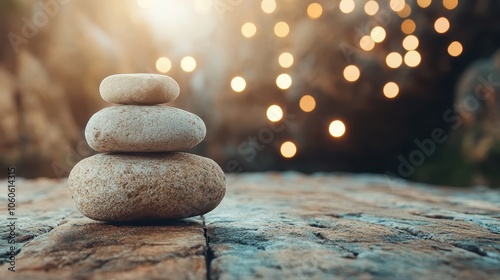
[395,226,434,240]
[0,218,65,266]
[451,242,488,257]
[201,215,214,280]
[312,231,359,259]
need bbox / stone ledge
[1,173,499,279]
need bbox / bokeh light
[299,95,316,112]
[386,52,403,68]
[274,21,290,38]
[307,3,323,19]
[397,4,412,18]
[329,120,346,138]
[383,82,400,98]
[401,19,416,34]
[231,77,246,93]
[242,22,257,38]
[371,26,386,43]
[343,65,360,82]
[180,56,196,72]
[155,57,172,73]
[402,35,419,50]
[267,105,284,122]
[261,0,277,14]
[279,52,294,68]
[443,0,459,10]
[360,35,375,51]
[448,41,463,57]
[364,1,379,16]
[417,0,432,8]
[276,73,292,89]
[434,17,450,34]
[389,0,406,12]
[404,51,421,67]
[280,141,297,158]
[339,0,355,14]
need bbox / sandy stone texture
[85,105,206,152]
[100,74,180,105]
[1,173,499,279]
[68,153,226,222]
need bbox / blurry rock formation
[0,0,157,177]
[413,51,500,186]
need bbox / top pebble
[99,73,180,105]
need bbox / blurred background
[0,0,499,187]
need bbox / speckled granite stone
[68,152,226,222]
[85,105,206,152]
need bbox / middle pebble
[85,105,206,152]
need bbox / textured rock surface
[85,105,206,152]
[68,153,226,221]
[100,74,180,105]
[1,173,500,279]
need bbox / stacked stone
[68,74,226,222]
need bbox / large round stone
[99,74,180,105]
[85,105,206,152]
[68,153,226,222]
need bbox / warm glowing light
[390,0,406,12]
[274,22,290,38]
[417,0,432,8]
[383,82,399,98]
[261,0,277,14]
[359,35,375,51]
[280,141,297,158]
[434,17,450,34]
[370,26,386,43]
[137,0,153,9]
[397,4,411,18]
[343,65,360,82]
[276,74,292,89]
[364,0,379,16]
[404,51,421,67]
[448,41,463,57]
[267,105,284,122]
[299,95,316,112]
[329,120,346,138]
[155,57,172,73]
[402,35,419,50]
[401,19,416,34]
[194,0,212,14]
[443,0,458,10]
[279,52,294,68]
[386,52,403,69]
[231,77,246,93]
[242,22,257,38]
[307,3,323,19]
[181,56,196,72]
[339,0,355,14]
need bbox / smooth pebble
[100,74,180,105]
[85,105,206,152]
